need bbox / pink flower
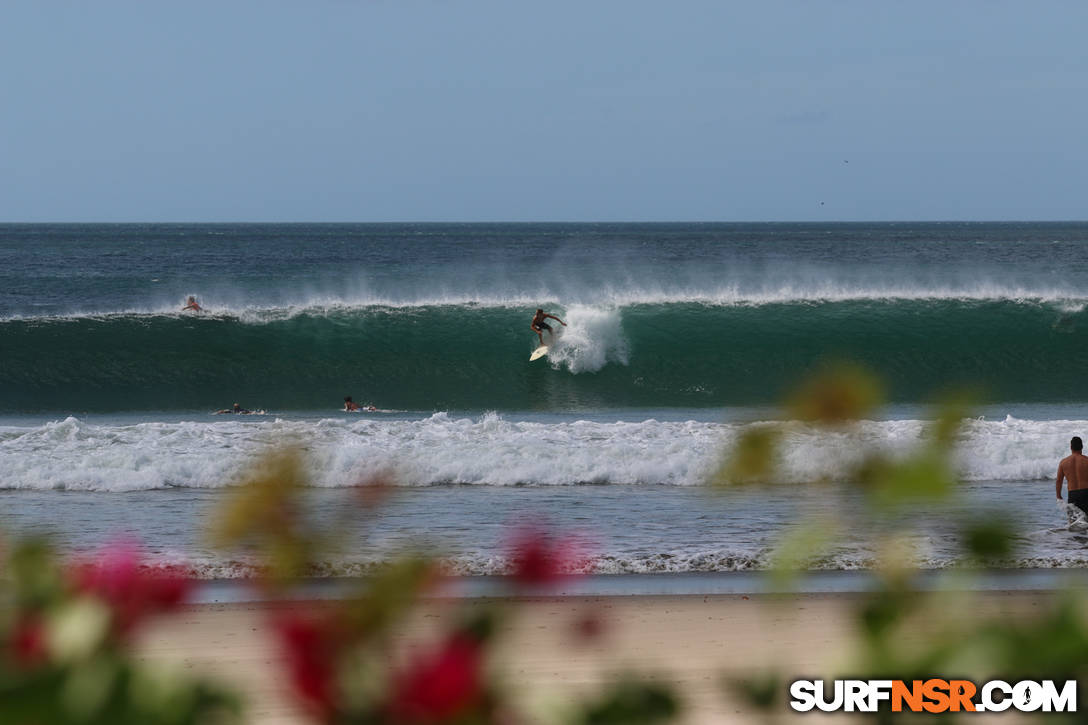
[506,526,586,586]
[388,633,483,722]
[69,540,191,636]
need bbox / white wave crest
[5,281,1088,323]
[0,412,1085,492]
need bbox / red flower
[274,612,342,718]
[69,540,191,636]
[9,614,46,667]
[388,633,483,722]
[507,526,584,586]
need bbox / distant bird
[844,160,849,163]
[820,201,825,206]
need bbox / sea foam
[0,413,1079,492]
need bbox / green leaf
[578,679,680,725]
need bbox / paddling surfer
[1056,436,1088,515]
[530,308,566,347]
[182,296,203,312]
[344,396,377,412]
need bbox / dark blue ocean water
[3,222,1088,413]
[3,223,1088,576]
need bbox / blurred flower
[507,525,586,586]
[9,614,46,667]
[0,537,239,724]
[387,633,483,723]
[572,612,605,642]
[45,599,111,663]
[274,611,345,718]
[69,540,191,637]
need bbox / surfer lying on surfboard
[531,308,566,346]
[344,396,377,412]
[215,402,257,414]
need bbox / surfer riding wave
[531,308,566,347]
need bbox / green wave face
[2,300,1086,412]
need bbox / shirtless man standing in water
[1056,436,1088,515]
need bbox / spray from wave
[545,305,630,374]
[6,279,1088,323]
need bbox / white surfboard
[529,345,548,361]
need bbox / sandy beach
[134,590,1059,724]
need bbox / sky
[2,1,1087,222]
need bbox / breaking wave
[0,412,1080,491]
[4,297,1088,412]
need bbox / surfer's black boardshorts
[536,322,552,333]
[1070,488,1088,515]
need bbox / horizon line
[3,219,1088,225]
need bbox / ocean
[2,222,1087,579]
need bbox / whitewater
[0,411,1082,492]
